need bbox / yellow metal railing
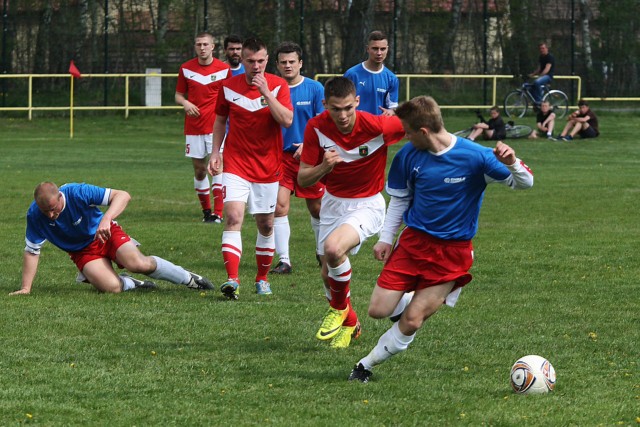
[315,73,584,109]
[2,72,639,137]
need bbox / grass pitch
[0,112,638,426]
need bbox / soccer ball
[510,355,556,394]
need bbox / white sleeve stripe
[25,238,44,254]
[101,188,111,206]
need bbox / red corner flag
[69,60,82,78]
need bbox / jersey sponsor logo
[72,216,83,226]
[296,100,312,106]
[376,88,387,93]
[444,177,466,184]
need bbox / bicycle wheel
[505,124,533,139]
[504,90,528,118]
[543,90,569,119]
[453,128,473,138]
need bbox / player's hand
[9,289,30,295]
[252,73,269,96]
[373,241,392,262]
[493,141,516,165]
[183,101,200,118]
[95,219,111,244]
[379,106,396,116]
[293,143,303,160]
[321,149,343,174]
[208,152,222,175]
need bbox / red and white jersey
[301,111,405,198]
[216,73,293,183]
[176,57,231,135]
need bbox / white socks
[148,256,191,285]
[359,322,415,371]
[390,292,414,319]
[273,216,290,264]
[119,275,136,291]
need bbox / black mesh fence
[1,0,638,112]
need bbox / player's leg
[114,241,213,290]
[210,172,224,222]
[271,185,293,274]
[186,135,215,222]
[305,196,322,266]
[219,173,250,298]
[317,223,361,343]
[81,258,127,293]
[468,126,482,141]
[349,281,455,383]
[249,181,278,295]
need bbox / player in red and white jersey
[175,32,231,223]
[208,38,293,299]
[298,77,405,348]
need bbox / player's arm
[175,91,200,117]
[208,115,227,176]
[492,141,534,190]
[297,149,342,188]
[11,251,40,295]
[373,195,411,262]
[252,74,293,128]
[96,189,131,244]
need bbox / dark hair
[275,41,303,61]
[368,30,387,43]
[242,37,267,54]
[490,105,500,113]
[578,99,589,107]
[395,96,444,133]
[324,77,356,100]
[223,34,243,49]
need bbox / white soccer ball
[510,354,556,394]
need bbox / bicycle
[454,112,533,139]
[503,76,569,119]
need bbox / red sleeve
[383,115,406,145]
[276,79,294,111]
[301,121,321,166]
[175,66,187,94]
[215,84,229,117]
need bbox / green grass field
[0,111,638,426]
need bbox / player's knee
[122,255,155,274]
[368,304,391,319]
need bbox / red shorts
[69,222,131,271]
[280,152,325,199]
[377,227,474,292]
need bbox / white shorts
[222,172,278,215]
[317,191,386,256]
[185,134,212,159]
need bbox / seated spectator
[559,100,599,141]
[468,106,506,141]
[529,100,556,139]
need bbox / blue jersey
[387,136,512,241]
[283,77,324,152]
[344,62,399,115]
[230,64,245,76]
[25,183,110,253]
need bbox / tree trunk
[341,0,375,70]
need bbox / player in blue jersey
[348,96,534,383]
[344,30,399,116]
[270,41,325,274]
[224,34,245,76]
[11,182,214,295]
